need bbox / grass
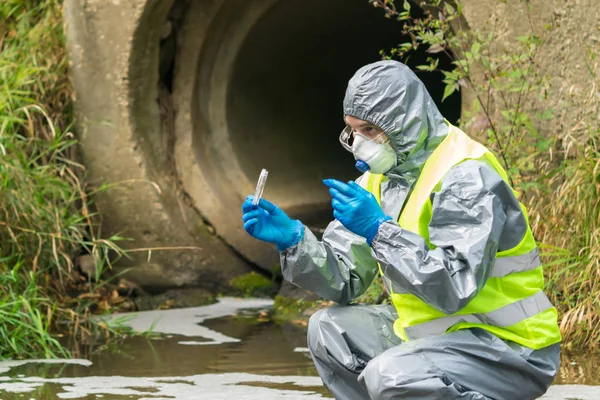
[525,50,600,347]
[270,296,327,326]
[229,272,277,298]
[0,0,130,359]
[353,276,390,306]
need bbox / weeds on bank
[533,53,600,346]
[270,296,335,326]
[354,276,391,306]
[229,272,278,298]
[370,0,600,346]
[0,0,133,358]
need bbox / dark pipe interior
[227,0,461,230]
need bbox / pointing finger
[323,179,354,196]
[348,181,368,195]
[329,188,353,204]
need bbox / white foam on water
[0,369,597,400]
[294,347,310,353]
[542,384,600,399]
[99,296,274,345]
[0,373,328,399]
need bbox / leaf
[403,0,411,12]
[444,3,456,16]
[482,57,490,69]
[399,42,413,52]
[427,44,444,54]
[416,58,440,71]
[442,83,458,101]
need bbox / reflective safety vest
[363,124,562,350]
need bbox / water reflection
[556,350,600,385]
[8,320,316,379]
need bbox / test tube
[252,169,269,206]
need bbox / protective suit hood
[343,60,449,181]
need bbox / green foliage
[270,295,323,325]
[0,0,128,358]
[370,0,600,346]
[229,272,276,298]
[353,276,390,305]
[370,0,553,180]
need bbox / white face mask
[352,133,397,174]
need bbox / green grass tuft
[229,272,277,298]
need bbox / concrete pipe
[64,0,460,293]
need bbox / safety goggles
[339,125,389,152]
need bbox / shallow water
[0,297,597,399]
[555,350,600,386]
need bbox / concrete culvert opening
[174,0,461,271]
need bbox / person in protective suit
[241,60,562,400]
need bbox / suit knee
[360,352,395,397]
[307,308,331,352]
[360,349,432,398]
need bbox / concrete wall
[460,0,599,138]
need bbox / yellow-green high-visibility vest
[363,124,561,350]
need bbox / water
[555,350,600,386]
[0,298,597,399]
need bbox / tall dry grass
[527,48,600,346]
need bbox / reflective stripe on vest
[380,247,543,295]
[491,247,541,278]
[403,290,553,340]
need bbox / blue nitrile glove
[323,179,392,245]
[242,196,305,252]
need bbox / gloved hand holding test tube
[242,168,304,251]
